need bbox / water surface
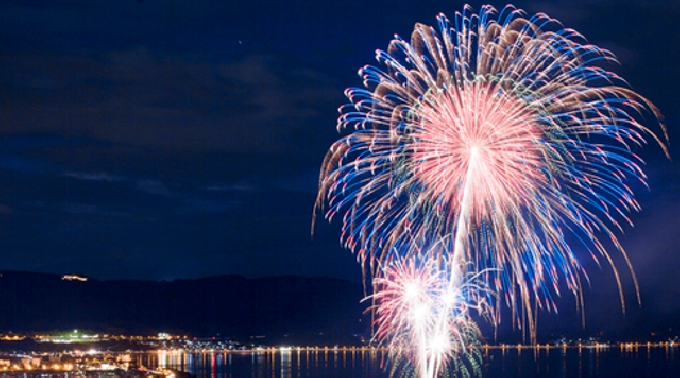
[146,346,680,377]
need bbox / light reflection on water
[145,345,680,378]
[151,348,388,378]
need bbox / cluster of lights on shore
[3,341,678,372]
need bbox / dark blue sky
[0,1,679,333]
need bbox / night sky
[1,0,679,335]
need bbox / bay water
[145,345,680,377]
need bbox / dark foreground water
[144,345,680,377]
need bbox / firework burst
[370,244,490,378]
[315,3,666,376]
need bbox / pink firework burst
[371,251,488,378]
[315,3,668,377]
[409,79,545,225]
[315,4,667,336]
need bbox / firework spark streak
[314,4,666,377]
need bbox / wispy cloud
[63,172,127,182]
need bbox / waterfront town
[0,331,678,377]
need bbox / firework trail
[315,4,666,377]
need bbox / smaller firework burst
[370,240,493,378]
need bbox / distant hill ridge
[0,271,368,345]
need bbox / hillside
[0,271,368,346]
